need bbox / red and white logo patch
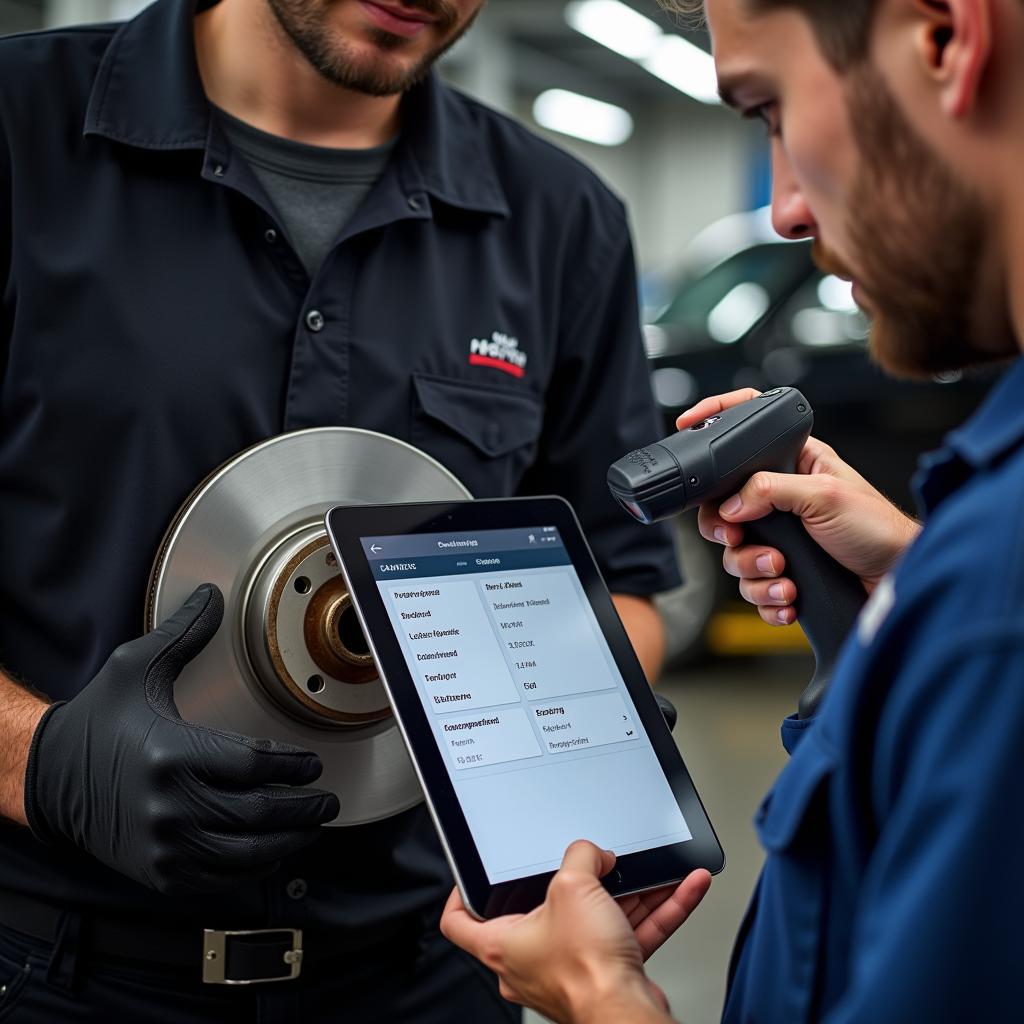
[469,331,528,379]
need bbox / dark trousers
[0,918,520,1023]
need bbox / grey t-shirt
[218,108,397,277]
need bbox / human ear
[911,0,992,119]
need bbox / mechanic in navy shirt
[441,0,1024,1021]
[0,0,679,1019]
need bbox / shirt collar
[913,357,1024,515]
[82,0,509,217]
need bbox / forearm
[612,594,666,683]
[0,670,49,825]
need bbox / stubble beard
[265,0,475,97]
[839,66,1008,379]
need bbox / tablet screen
[361,525,692,884]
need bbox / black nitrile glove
[24,584,340,895]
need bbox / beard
[266,0,475,97]
[824,65,1013,379]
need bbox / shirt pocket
[747,733,837,1023]
[411,374,544,498]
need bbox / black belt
[0,889,309,985]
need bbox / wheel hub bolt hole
[307,674,325,694]
[294,576,312,595]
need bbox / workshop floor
[526,653,812,1024]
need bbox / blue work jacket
[724,358,1024,1022]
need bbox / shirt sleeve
[824,629,1024,1022]
[517,196,681,597]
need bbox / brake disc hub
[146,428,470,826]
[246,528,389,726]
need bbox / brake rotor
[145,428,471,826]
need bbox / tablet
[325,497,724,919]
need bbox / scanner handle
[743,511,866,718]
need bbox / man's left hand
[440,840,711,1024]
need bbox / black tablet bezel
[325,496,724,919]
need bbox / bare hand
[677,390,921,626]
[441,840,711,1024]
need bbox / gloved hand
[23,584,340,895]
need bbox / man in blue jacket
[443,0,1024,1020]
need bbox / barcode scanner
[607,388,865,718]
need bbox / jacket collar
[914,357,1023,515]
[83,0,509,217]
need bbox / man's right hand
[676,390,921,625]
[22,584,340,895]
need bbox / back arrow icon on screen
[370,544,382,554]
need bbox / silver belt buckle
[202,928,304,985]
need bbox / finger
[737,578,796,609]
[633,870,712,960]
[718,470,831,525]
[697,504,744,547]
[143,584,225,715]
[441,884,467,923]
[188,728,327,789]
[559,840,616,880]
[647,980,670,1013]
[194,782,339,832]
[616,892,642,919]
[722,545,787,580]
[621,886,670,927]
[760,605,797,627]
[498,980,526,1006]
[796,435,856,481]
[150,583,224,652]
[675,389,761,430]
[440,886,490,953]
[440,887,524,964]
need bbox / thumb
[718,471,832,525]
[559,840,617,880]
[144,584,224,714]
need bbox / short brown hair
[658,0,878,69]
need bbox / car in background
[645,207,1001,664]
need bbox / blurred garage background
[0,2,1002,1021]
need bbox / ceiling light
[564,0,663,61]
[565,1,721,105]
[642,324,670,358]
[792,308,849,347]
[652,367,698,409]
[643,34,721,105]
[533,89,635,147]
[817,275,858,313]
[707,282,770,343]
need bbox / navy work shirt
[0,0,678,934]
[724,358,1024,1022]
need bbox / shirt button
[213,164,225,177]
[264,228,278,244]
[305,309,325,333]
[286,878,308,901]
[407,195,423,211]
